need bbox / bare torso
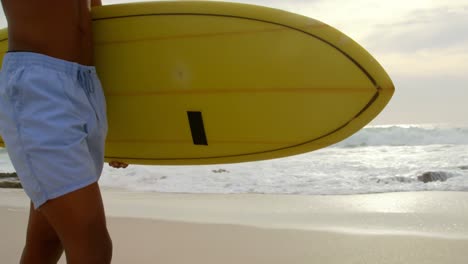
[1,0,94,65]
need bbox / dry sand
[1,189,468,264]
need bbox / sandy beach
[1,189,468,264]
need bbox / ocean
[1,124,468,195]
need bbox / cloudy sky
[0,0,467,125]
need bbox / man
[0,1,126,263]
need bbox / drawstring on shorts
[77,69,95,94]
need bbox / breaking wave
[335,125,468,147]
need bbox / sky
[0,0,467,125]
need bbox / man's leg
[35,182,112,264]
[20,203,64,264]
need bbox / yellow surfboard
[0,1,394,165]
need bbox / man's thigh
[38,182,110,256]
[25,202,61,243]
[21,202,64,263]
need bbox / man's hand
[109,161,128,169]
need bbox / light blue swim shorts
[0,52,108,209]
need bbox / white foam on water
[2,124,468,195]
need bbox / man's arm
[91,0,102,7]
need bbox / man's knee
[92,226,112,261]
[21,232,64,264]
[76,223,112,262]
[61,226,112,264]
[102,233,113,263]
